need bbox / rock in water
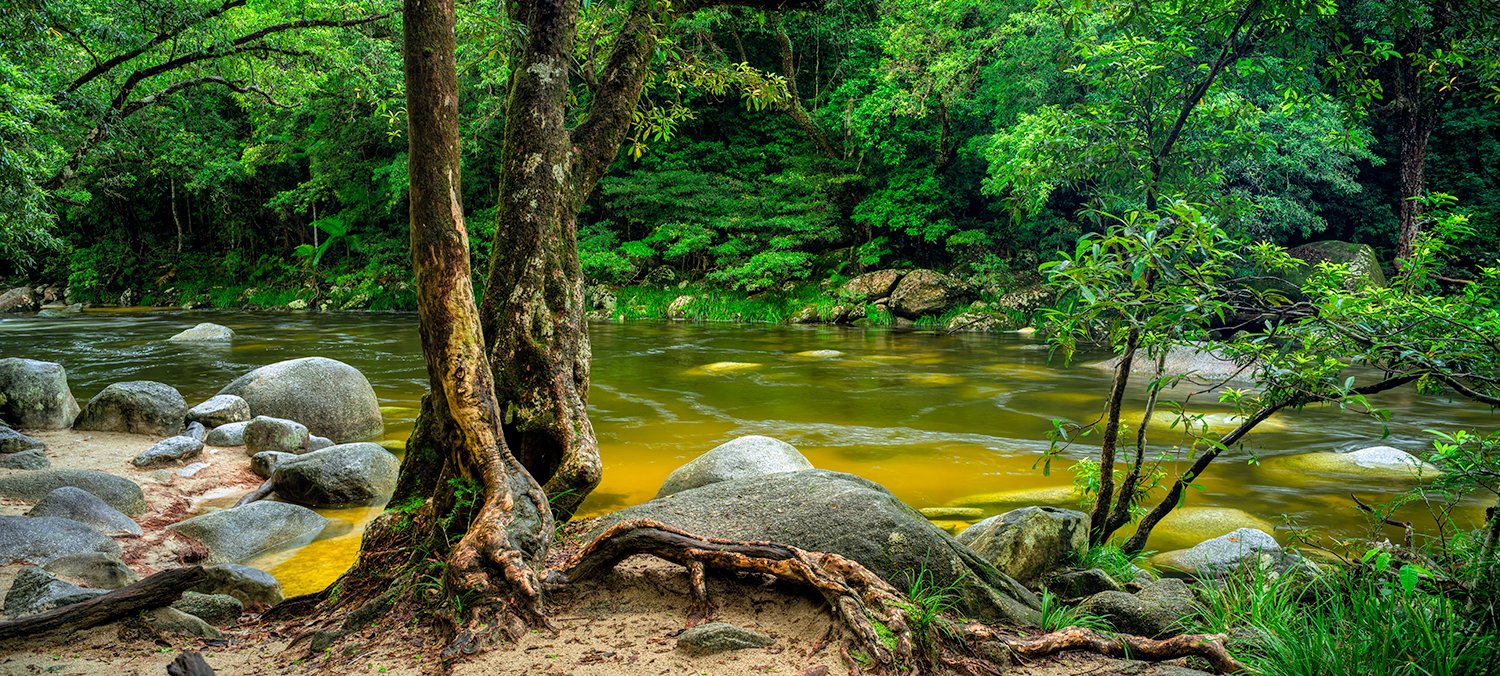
[171,591,244,625]
[655,435,813,498]
[0,469,147,515]
[26,486,142,536]
[956,506,1088,587]
[591,469,1040,625]
[271,442,399,507]
[243,415,309,454]
[188,394,251,428]
[888,269,969,318]
[0,515,120,564]
[133,435,205,467]
[0,424,46,453]
[677,622,774,655]
[1151,528,1305,579]
[194,563,283,608]
[217,357,383,443]
[205,420,249,446]
[0,448,49,469]
[168,322,235,342]
[43,552,139,589]
[0,358,80,429]
[3,567,109,618]
[168,500,327,563]
[73,380,187,436]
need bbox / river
[3,309,1493,594]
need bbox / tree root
[964,624,1246,674]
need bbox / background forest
[1,0,1496,311]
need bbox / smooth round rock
[25,485,141,536]
[171,591,244,625]
[243,415,309,454]
[205,420,249,446]
[73,380,187,436]
[194,563,284,609]
[0,515,120,564]
[0,358,80,429]
[217,357,383,443]
[43,552,139,589]
[0,448,50,469]
[271,442,399,507]
[0,425,46,453]
[656,435,813,498]
[167,500,328,563]
[1142,506,1275,552]
[250,451,297,479]
[0,469,147,515]
[168,323,235,342]
[956,506,1088,587]
[132,435,204,467]
[677,622,774,655]
[4,567,109,618]
[187,395,251,428]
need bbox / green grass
[1074,543,1154,584]
[1036,589,1112,631]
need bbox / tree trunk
[401,0,553,653]
[1393,55,1436,263]
[1088,331,1138,545]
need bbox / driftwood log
[0,565,207,643]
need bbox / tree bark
[1088,331,1138,545]
[1392,44,1438,262]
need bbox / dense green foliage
[2,0,1497,304]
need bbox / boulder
[1045,568,1122,599]
[306,435,334,451]
[945,312,1018,333]
[666,295,694,319]
[0,286,37,313]
[3,567,108,619]
[0,449,49,469]
[171,591,243,625]
[0,469,146,515]
[1144,506,1275,552]
[184,421,207,441]
[205,420,249,446]
[187,395,251,428]
[1262,446,1437,482]
[217,357,383,443]
[73,380,187,436]
[888,269,968,318]
[956,506,1088,587]
[141,607,222,638]
[194,563,284,608]
[25,486,141,536]
[839,270,905,303]
[591,470,1040,625]
[43,552,138,589]
[0,515,120,564]
[243,415,310,454]
[1076,579,1197,639]
[250,451,297,479]
[271,442,399,507]
[677,622,774,655]
[167,500,328,563]
[1286,240,1387,289]
[1152,528,1303,579]
[132,435,204,467]
[655,435,814,498]
[168,322,235,342]
[0,424,46,453]
[1094,344,1256,384]
[0,358,80,429]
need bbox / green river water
[3,309,1493,594]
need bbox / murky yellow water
[3,310,1493,596]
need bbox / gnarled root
[441,492,551,659]
[964,624,1246,674]
[548,518,921,671]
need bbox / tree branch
[63,0,248,94]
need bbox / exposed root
[964,624,1246,674]
[548,518,920,671]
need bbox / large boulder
[187,394,251,428]
[1152,528,1305,579]
[218,357,383,443]
[73,381,186,436]
[167,500,328,563]
[887,269,969,318]
[270,442,399,507]
[0,358,80,429]
[956,506,1088,587]
[3,567,108,619]
[168,322,235,343]
[0,424,46,453]
[0,515,120,564]
[1286,240,1387,289]
[43,552,139,589]
[0,469,146,515]
[1077,579,1196,638]
[838,270,905,303]
[590,470,1040,625]
[656,435,813,498]
[193,563,283,609]
[0,286,37,313]
[243,415,309,454]
[25,486,141,536]
[132,435,204,467]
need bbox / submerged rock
[73,380,187,436]
[1263,446,1437,481]
[948,485,1079,511]
[919,507,986,520]
[3,567,108,619]
[132,435,204,467]
[957,506,1088,587]
[218,357,383,443]
[0,424,46,453]
[1093,343,1256,384]
[25,486,141,536]
[244,415,310,454]
[188,394,251,428]
[592,469,1041,625]
[0,469,147,515]
[0,358,80,429]
[677,622,774,655]
[168,500,328,563]
[43,552,139,589]
[656,435,813,498]
[270,442,399,507]
[0,448,49,469]
[205,420,249,446]
[0,515,120,564]
[168,322,235,342]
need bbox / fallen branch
[964,624,1246,674]
[236,479,275,507]
[0,566,207,643]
